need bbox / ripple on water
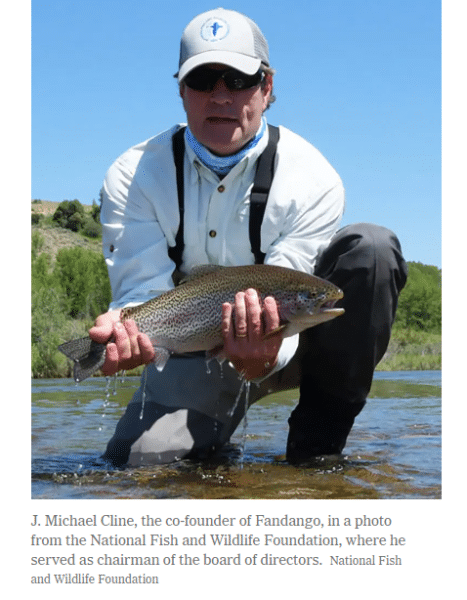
[31,371,441,499]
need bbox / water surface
[31,371,441,500]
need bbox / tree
[91,198,101,223]
[52,199,85,232]
[394,262,441,331]
[53,247,111,319]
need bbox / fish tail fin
[58,337,107,382]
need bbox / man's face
[180,64,273,156]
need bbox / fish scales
[120,265,338,352]
[58,265,344,382]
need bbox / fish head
[275,277,345,337]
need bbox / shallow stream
[31,371,441,500]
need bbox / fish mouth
[321,299,338,309]
[319,299,345,317]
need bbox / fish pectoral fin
[262,324,288,340]
[152,347,171,372]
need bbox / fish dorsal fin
[179,264,225,284]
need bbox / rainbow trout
[58,264,344,382]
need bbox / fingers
[221,290,282,380]
[137,332,157,363]
[230,289,262,340]
[233,291,249,338]
[229,290,278,340]
[222,300,235,343]
[89,310,121,343]
[222,290,261,345]
[263,295,281,334]
[245,289,262,339]
[110,321,138,364]
[90,311,154,377]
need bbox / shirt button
[217,185,225,193]
[209,230,217,238]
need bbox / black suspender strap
[168,126,186,271]
[169,124,280,270]
[249,124,279,264]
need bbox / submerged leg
[103,358,249,466]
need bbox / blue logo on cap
[201,17,230,42]
[211,22,223,37]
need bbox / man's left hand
[221,288,282,380]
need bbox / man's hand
[89,310,155,376]
[221,288,282,380]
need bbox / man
[90,8,407,466]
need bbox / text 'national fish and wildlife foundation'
[30,512,408,585]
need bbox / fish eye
[307,291,323,299]
[311,292,326,302]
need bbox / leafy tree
[53,247,111,318]
[394,262,441,332]
[82,217,101,238]
[91,198,101,223]
[52,199,86,232]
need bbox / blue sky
[31,0,441,266]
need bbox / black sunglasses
[183,66,264,92]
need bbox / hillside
[31,199,63,216]
[31,200,101,261]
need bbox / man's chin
[201,128,244,156]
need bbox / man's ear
[261,75,273,111]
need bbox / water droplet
[227,377,251,469]
[239,381,251,470]
[139,366,149,420]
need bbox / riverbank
[33,324,441,379]
[376,328,441,371]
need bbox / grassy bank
[376,328,441,371]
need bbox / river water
[31,371,441,500]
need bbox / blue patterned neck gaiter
[185,117,267,177]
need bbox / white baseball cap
[177,8,270,82]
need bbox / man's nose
[210,78,233,104]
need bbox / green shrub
[31,285,69,378]
[52,199,86,232]
[82,215,102,238]
[54,247,111,319]
[31,212,44,225]
[394,262,441,332]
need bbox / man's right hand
[88,310,155,376]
